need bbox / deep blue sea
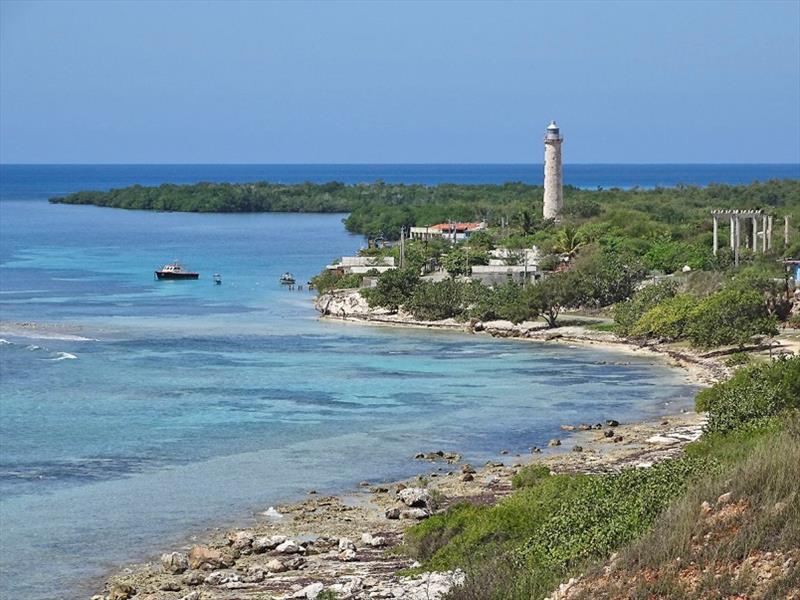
[1,164,796,600]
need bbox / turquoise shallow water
[0,165,755,600]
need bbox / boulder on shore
[397,487,432,508]
[187,545,234,570]
[161,551,189,574]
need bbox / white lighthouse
[543,120,564,222]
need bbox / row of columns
[712,213,791,266]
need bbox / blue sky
[1,0,798,164]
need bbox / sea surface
[1,164,796,600]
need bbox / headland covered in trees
[50,178,799,240]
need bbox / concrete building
[543,121,564,222]
[325,256,396,275]
[408,222,487,243]
[470,265,541,286]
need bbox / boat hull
[155,271,199,280]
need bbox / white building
[325,256,396,275]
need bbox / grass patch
[573,418,800,599]
[403,459,707,599]
[584,322,617,332]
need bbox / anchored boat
[279,272,296,285]
[155,262,199,280]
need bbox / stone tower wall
[543,139,563,221]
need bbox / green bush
[686,288,778,348]
[644,240,712,274]
[362,268,420,311]
[630,294,697,341]
[406,280,481,321]
[723,352,751,367]
[613,280,679,336]
[511,465,551,489]
[696,356,800,433]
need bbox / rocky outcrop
[187,545,234,570]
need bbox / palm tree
[552,226,586,259]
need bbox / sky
[1,0,799,164]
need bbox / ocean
[0,164,796,600]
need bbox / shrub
[696,356,800,433]
[614,280,679,336]
[723,352,751,367]
[511,465,551,489]
[644,240,712,274]
[362,268,420,311]
[630,294,697,341]
[686,288,778,348]
[406,280,481,321]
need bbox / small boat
[279,272,296,285]
[213,273,222,285]
[155,262,199,280]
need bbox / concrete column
[734,216,741,266]
[712,215,719,256]
[730,215,735,250]
[786,216,791,247]
[762,215,767,253]
[768,216,773,251]
[752,216,758,251]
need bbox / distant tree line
[50,180,800,251]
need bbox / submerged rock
[548,438,561,447]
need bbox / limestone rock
[253,534,287,553]
[292,582,324,599]
[400,507,430,520]
[548,438,561,447]
[385,507,401,519]
[339,548,358,561]
[182,571,205,586]
[397,487,432,508]
[266,558,288,573]
[361,532,386,547]
[108,583,135,600]
[178,592,202,600]
[158,580,182,591]
[228,530,254,552]
[338,537,356,551]
[275,539,304,554]
[187,545,234,570]
[161,552,189,574]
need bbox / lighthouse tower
[543,121,564,222]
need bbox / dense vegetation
[401,357,800,599]
[613,266,789,348]
[50,180,800,255]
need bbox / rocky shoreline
[90,290,725,600]
[97,410,708,600]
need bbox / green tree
[630,294,698,341]
[614,280,679,336]
[363,268,420,311]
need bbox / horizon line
[2,162,800,167]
